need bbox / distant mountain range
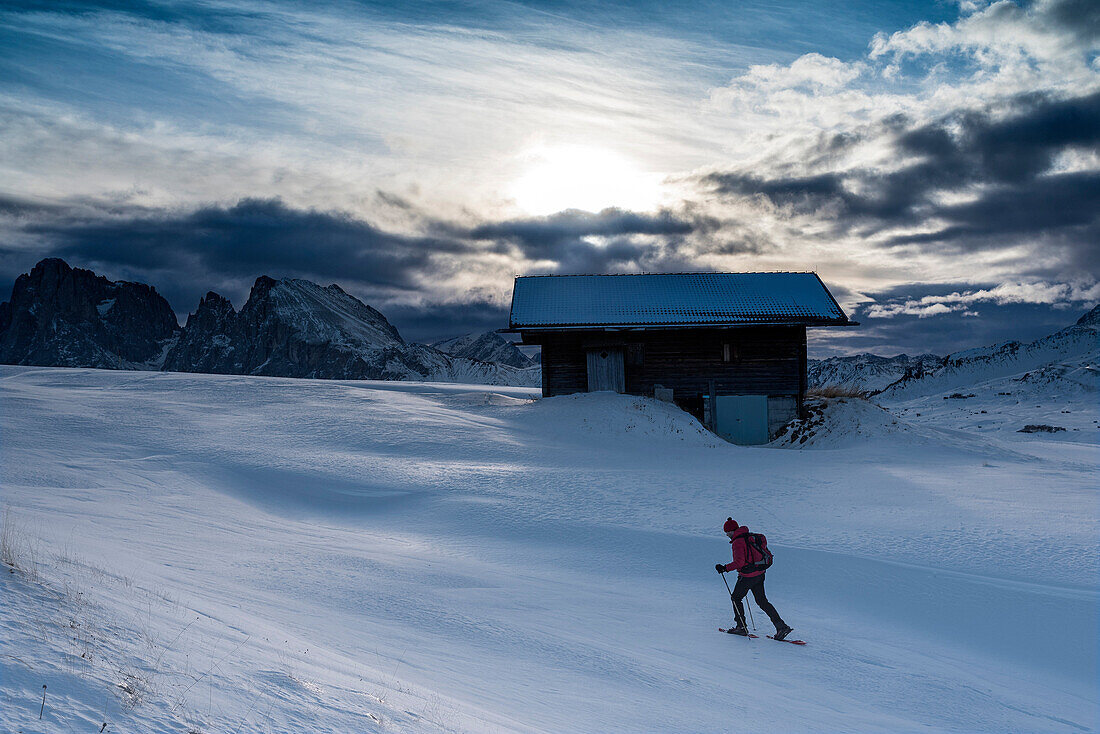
[3,258,1094,397]
[431,331,535,369]
[806,306,1099,396]
[0,259,538,386]
[874,304,1099,400]
[806,353,943,393]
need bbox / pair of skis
[718,628,807,645]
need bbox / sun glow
[509,145,663,215]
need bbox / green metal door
[715,395,770,445]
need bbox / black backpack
[739,533,774,574]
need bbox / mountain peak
[201,291,232,307]
[250,275,278,296]
[31,257,72,274]
[0,257,179,369]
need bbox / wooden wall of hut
[527,326,808,419]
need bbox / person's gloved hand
[715,563,727,574]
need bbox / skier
[715,517,794,640]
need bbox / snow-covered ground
[1,366,1097,732]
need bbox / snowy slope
[1,367,1096,732]
[416,346,540,387]
[877,305,1099,400]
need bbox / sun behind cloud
[508,145,664,215]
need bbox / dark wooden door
[586,348,625,392]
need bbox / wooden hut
[504,272,855,444]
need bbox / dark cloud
[1,199,720,309]
[469,208,695,245]
[465,208,710,273]
[17,196,477,296]
[0,194,64,217]
[703,91,1100,264]
[1045,0,1100,45]
[0,197,509,323]
[888,172,1100,253]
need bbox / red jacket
[723,526,764,577]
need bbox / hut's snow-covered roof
[508,273,851,329]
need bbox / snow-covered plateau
[1,364,1097,732]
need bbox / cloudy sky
[1,0,1097,354]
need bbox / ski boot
[726,625,750,636]
[773,624,794,641]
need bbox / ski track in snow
[0,366,1097,732]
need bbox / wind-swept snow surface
[1,367,1096,732]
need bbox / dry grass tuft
[0,507,18,568]
[1,506,41,582]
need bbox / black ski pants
[731,572,786,630]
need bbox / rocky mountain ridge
[164,276,538,384]
[0,258,179,369]
[0,259,538,386]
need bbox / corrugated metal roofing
[508,273,850,329]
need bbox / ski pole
[721,572,757,630]
[720,573,743,627]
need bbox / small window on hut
[627,343,644,366]
[722,343,732,362]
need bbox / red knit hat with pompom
[723,517,738,533]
